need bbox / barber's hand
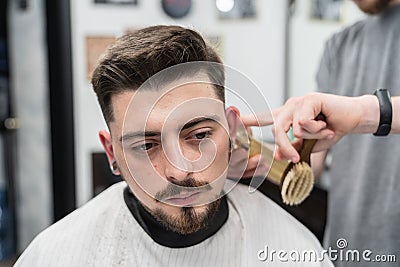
[241,93,374,162]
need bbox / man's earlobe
[110,161,119,175]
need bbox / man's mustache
[155,178,212,201]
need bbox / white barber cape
[15,181,333,266]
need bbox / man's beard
[120,166,225,234]
[152,177,223,234]
[354,0,392,14]
[152,197,222,234]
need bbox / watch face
[162,0,192,19]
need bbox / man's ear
[225,106,240,142]
[99,130,120,175]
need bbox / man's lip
[164,191,202,206]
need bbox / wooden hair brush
[234,127,318,206]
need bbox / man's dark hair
[91,25,225,123]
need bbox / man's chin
[152,198,222,235]
[355,0,392,14]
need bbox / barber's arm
[241,92,400,163]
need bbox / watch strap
[373,88,392,136]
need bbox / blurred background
[0,0,364,265]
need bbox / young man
[15,26,332,266]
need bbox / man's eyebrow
[120,131,160,143]
[181,116,220,131]
[120,115,220,143]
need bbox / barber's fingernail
[291,156,298,162]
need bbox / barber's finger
[274,138,302,162]
[275,148,295,161]
[241,110,274,127]
[242,167,262,178]
[269,106,301,162]
[312,134,341,153]
[291,100,320,132]
[273,126,300,162]
[246,154,263,170]
[295,119,328,135]
[253,164,270,177]
[243,155,269,178]
[294,128,335,140]
[242,170,260,178]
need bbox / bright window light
[216,0,235,13]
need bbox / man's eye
[192,131,211,140]
[132,143,154,151]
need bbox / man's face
[100,82,238,234]
[353,0,393,14]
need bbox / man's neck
[123,187,229,248]
[389,0,400,8]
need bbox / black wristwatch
[373,88,392,136]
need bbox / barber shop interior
[1,0,399,266]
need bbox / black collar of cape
[123,186,229,248]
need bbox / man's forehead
[113,83,220,116]
[143,82,219,104]
[111,83,225,133]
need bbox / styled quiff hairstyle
[91,25,225,123]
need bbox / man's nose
[163,146,193,183]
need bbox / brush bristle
[281,162,314,206]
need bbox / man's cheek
[126,160,167,196]
[216,141,230,166]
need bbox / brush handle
[298,113,326,165]
[298,139,317,165]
